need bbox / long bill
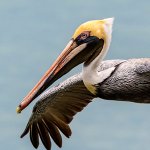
[16,36,102,113]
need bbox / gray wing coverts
[98,58,150,102]
[21,74,95,150]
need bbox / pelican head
[73,18,113,49]
[17,18,114,113]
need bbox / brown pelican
[17,18,150,150]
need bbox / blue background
[1,0,150,150]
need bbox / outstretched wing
[21,73,96,150]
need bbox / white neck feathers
[82,18,113,95]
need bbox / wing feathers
[30,123,39,148]
[37,121,51,150]
[46,107,72,124]
[20,122,30,138]
[42,118,62,148]
[45,111,72,138]
[21,74,95,150]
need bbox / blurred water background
[0,0,150,150]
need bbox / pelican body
[20,59,150,150]
[17,18,150,150]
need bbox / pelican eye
[80,33,88,39]
[75,31,91,45]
